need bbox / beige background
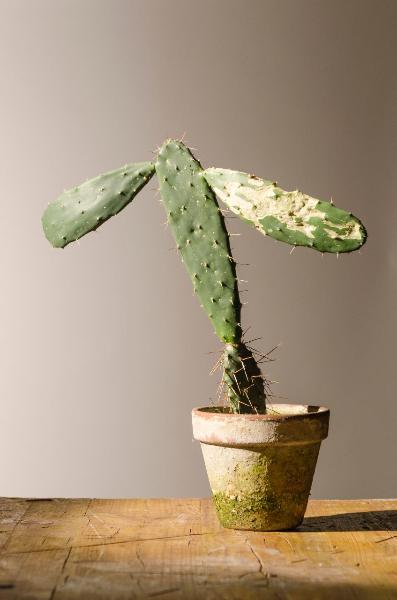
[0,0,395,498]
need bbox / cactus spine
[42,139,367,415]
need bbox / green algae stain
[213,488,310,531]
[211,445,320,531]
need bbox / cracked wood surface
[0,498,396,599]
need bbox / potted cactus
[42,139,366,531]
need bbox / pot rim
[192,403,329,422]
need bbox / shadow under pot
[192,404,330,531]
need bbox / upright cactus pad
[155,140,241,344]
[204,168,367,253]
[42,162,155,248]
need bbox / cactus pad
[156,140,241,344]
[42,162,155,248]
[204,168,367,253]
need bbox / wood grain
[0,498,395,599]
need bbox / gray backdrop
[0,0,396,498]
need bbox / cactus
[42,139,367,415]
[203,168,367,253]
[155,140,266,413]
[42,162,155,248]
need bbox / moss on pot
[209,446,320,530]
[213,490,308,530]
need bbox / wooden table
[0,498,396,599]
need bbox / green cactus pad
[204,168,367,253]
[223,342,266,413]
[156,140,241,344]
[42,162,155,248]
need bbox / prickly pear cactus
[155,140,266,413]
[204,168,367,253]
[42,139,367,415]
[42,162,154,248]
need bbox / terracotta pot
[192,404,330,531]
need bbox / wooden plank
[0,498,30,552]
[0,499,395,599]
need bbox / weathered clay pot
[192,404,329,531]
